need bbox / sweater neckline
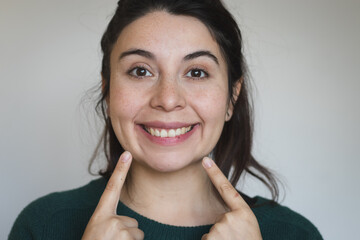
[117,200,213,229]
[116,200,212,239]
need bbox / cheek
[108,84,139,120]
[108,84,143,150]
[190,87,228,155]
[192,86,228,121]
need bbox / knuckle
[118,229,132,238]
[118,216,139,227]
[219,182,233,194]
[240,209,253,218]
[223,212,235,222]
[236,209,255,223]
[130,218,139,228]
[211,223,224,234]
[206,235,216,240]
[108,217,121,228]
[105,181,117,192]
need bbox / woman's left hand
[201,157,262,240]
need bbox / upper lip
[138,121,197,129]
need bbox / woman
[9,0,322,239]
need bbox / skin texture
[83,12,262,239]
[108,11,230,173]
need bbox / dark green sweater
[9,178,322,240]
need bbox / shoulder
[8,178,107,240]
[249,196,323,240]
[19,177,106,215]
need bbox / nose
[149,76,186,112]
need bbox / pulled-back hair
[90,0,279,201]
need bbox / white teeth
[181,127,186,134]
[168,129,176,137]
[160,129,167,137]
[175,128,181,136]
[155,129,160,137]
[145,125,194,138]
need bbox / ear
[225,77,242,121]
[102,76,110,116]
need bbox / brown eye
[191,70,202,77]
[186,68,208,79]
[129,67,152,77]
[136,68,146,76]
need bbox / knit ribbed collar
[116,200,212,240]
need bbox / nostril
[150,83,186,111]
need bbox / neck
[120,160,226,226]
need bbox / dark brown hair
[90,0,279,201]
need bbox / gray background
[1,0,359,239]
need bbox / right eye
[128,67,152,78]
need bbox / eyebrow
[119,49,155,60]
[184,50,219,65]
[119,48,219,65]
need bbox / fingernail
[121,151,131,163]
[203,157,213,169]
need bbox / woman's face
[108,11,234,172]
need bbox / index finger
[202,157,249,211]
[96,151,132,214]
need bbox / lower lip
[137,124,199,146]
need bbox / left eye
[129,67,152,77]
[186,69,208,79]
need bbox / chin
[135,152,201,173]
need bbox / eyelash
[185,68,209,80]
[127,65,153,79]
[126,66,209,80]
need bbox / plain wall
[1,0,359,239]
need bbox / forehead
[111,11,225,65]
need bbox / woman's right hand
[82,151,144,240]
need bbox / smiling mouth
[141,124,196,138]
